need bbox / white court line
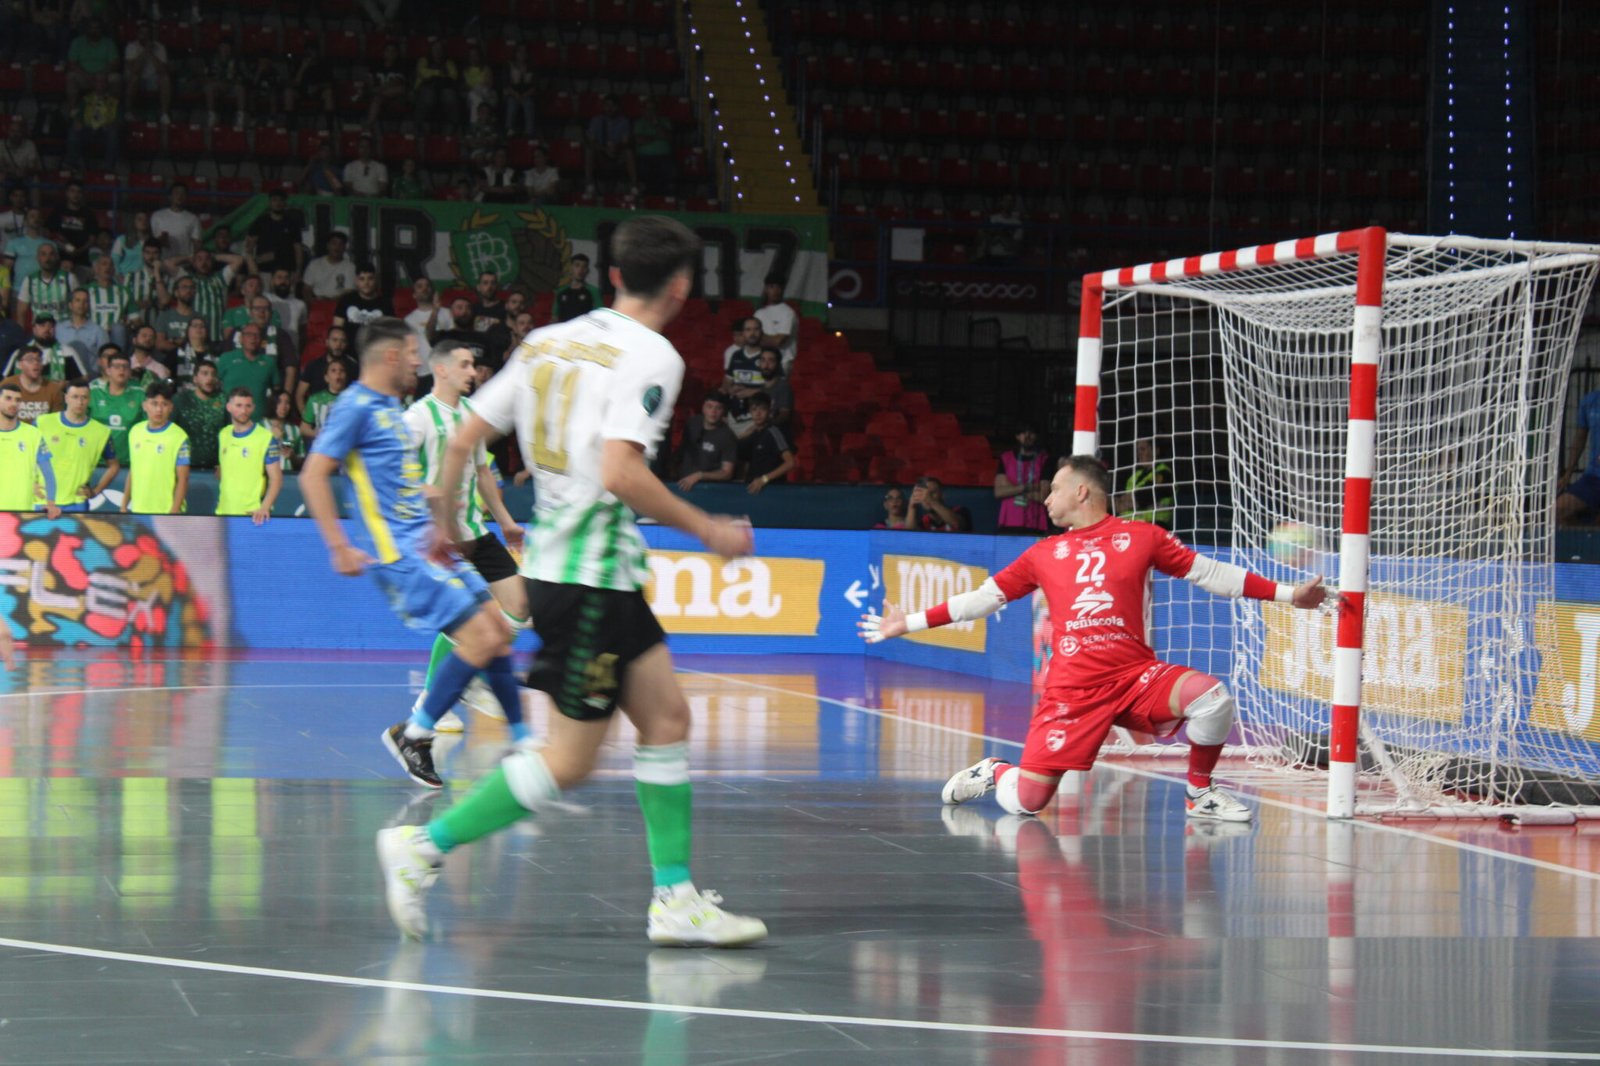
[0,935,1593,1061]
[679,668,1600,886]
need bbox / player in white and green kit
[377,216,766,948]
[402,342,529,733]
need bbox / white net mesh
[1092,234,1600,815]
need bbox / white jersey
[403,393,492,541]
[472,307,682,591]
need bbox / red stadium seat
[211,125,250,159]
[382,132,418,164]
[30,63,65,95]
[167,123,207,159]
[124,121,163,158]
[423,134,463,168]
[253,126,293,163]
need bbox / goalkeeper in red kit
[861,454,1331,822]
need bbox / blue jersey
[1581,390,1600,476]
[308,382,431,564]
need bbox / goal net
[1078,229,1600,819]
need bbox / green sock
[422,632,456,690]
[635,780,693,888]
[427,766,528,853]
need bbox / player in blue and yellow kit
[298,318,530,788]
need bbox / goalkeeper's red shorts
[1020,660,1190,773]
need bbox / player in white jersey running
[403,343,530,734]
[862,455,1331,823]
[376,216,766,947]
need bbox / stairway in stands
[687,0,820,213]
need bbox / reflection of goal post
[1077,227,1600,819]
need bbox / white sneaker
[434,710,464,733]
[376,825,442,939]
[941,756,1001,805]
[461,676,505,721]
[647,886,767,947]
[1185,784,1253,823]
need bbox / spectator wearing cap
[302,231,355,301]
[4,313,82,381]
[754,272,798,374]
[342,134,389,198]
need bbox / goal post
[1078,227,1600,819]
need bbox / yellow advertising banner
[1259,592,1467,723]
[882,553,989,653]
[1531,602,1600,742]
[642,551,824,636]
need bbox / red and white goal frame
[1073,227,1600,820]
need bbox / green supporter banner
[217,196,830,317]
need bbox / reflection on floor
[1,650,1599,1064]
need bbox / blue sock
[486,654,529,741]
[409,652,478,733]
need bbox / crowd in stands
[0,1,712,212]
[0,178,808,515]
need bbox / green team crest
[448,208,570,293]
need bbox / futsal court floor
[2,649,1600,1064]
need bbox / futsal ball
[1266,522,1317,569]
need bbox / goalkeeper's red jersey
[994,515,1199,688]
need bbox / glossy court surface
[2,650,1600,1064]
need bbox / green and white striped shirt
[125,266,163,319]
[186,266,232,339]
[17,270,71,320]
[469,309,683,592]
[403,393,492,541]
[87,281,132,331]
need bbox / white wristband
[905,611,929,633]
[1274,583,1295,603]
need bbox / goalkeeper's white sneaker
[433,710,464,733]
[377,825,442,939]
[941,756,1001,805]
[647,885,767,947]
[1185,784,1254,823]
[461,677,506,721]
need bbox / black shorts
[524,580,666,721]
[459,533,519,584]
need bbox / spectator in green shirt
[67,18,121,116]
[89,350,145,464]
[299,356,348,444]
[217,323,280,411]
[173,359,230,470]
[633,97,675,195]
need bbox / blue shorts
[1566,472,1600,512]
[373,554,492,634]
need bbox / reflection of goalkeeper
[862,455,1330,824]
